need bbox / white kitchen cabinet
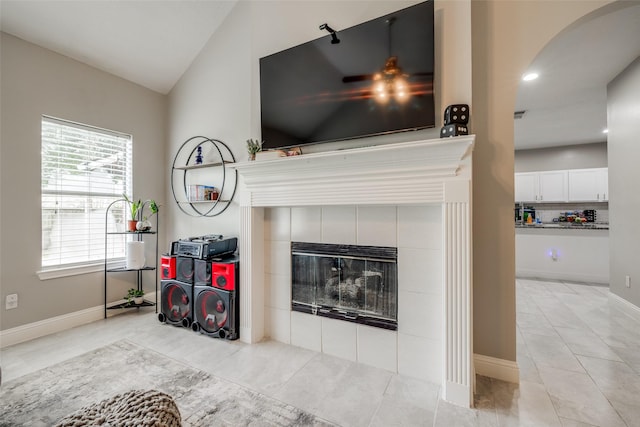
[515,171,567,202]
[515,173,538,202]
[538,171,568,202]
[568,168,608,202]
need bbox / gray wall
[607,56,640,306]
[0,33,167,330]
[515,142,608,173]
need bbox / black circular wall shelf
[171,136,237,217]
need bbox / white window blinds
[41,116,132,268]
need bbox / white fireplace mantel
[231,136,474,207]
[229,135,475,407]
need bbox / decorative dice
[440,124,469,138]
[444,104,470,125]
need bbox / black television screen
[259,1,435,150]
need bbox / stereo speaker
[161,255,176,280]
[191,286,238,340]
[444,104,469,125]
[194,259,211,287]
[158,280,193,328]
[176,257,194,284]
[211,259,238,291]
[194,258,238,291]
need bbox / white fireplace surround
[230,135,475,407]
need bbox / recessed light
[603,129,609,134]
[522,72,539,82]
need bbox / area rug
[0,340,335,427]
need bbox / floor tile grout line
[518,282,573,427]
[368,369,395,427]
[573,354,631,427]
[119,325,330,418]
[519,279,634,427]
[431,390,441,427]
[265,351,341,425]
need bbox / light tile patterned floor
[2,279,639,426]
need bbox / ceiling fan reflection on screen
[341,17,433,104]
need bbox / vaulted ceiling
[2,0,639,150]
[0,0,237,94]
[514,1,640,150]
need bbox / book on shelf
[188,185,219,201]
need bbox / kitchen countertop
[515,223,609,230]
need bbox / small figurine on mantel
[195,145,203,164]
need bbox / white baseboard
[608,291,640,321]
[516,270,608,285]
[0,291,158,349]
[474,353,519,384]
[0,305,103,349]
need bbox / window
[41,116,132,271]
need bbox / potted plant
[125,288,145,305]
[246,138,264,161]
[122,195,158,231]
[123,194,142,231]
[136,199,159,231]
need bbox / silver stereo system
[171,234,237,260]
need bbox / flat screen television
[259,1,435,150]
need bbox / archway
[513,2,640,285]
[470,0,620,376]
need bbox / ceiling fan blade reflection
[342,74,374,83]
[411,72,434,78]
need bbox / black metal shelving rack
[170,136,237,217]
[104,199,159,318]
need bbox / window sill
[37,260,125,281]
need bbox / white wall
[166,1,251,242]
[264,205,443,383]
[607,57,640,306]
[0,33,166,330]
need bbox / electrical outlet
[626,275,631,288]
[5,293,18,310]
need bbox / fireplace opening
[291,242,397,330]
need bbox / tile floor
[2,279,640,426]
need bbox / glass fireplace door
[291,242,397,330]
